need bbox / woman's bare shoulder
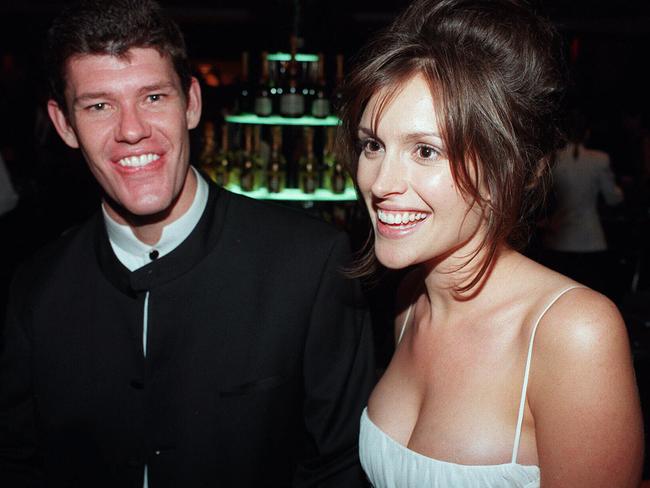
[526,286,642,486]
[497,254,628,361]
[536,286,626,352]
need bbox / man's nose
[115,105,150,143]
[370,153,408,198]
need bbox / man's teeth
[377,209,427,225]
[118,154,160,167]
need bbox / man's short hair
[45,0,192,111]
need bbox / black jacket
[0,183,375,487]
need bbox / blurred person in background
[0,151,19,319]
[542,109,624,296]
[0,151,18,217]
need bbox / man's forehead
[65,47,169,74]
[63,48,178,96]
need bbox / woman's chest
[367,329,533,465]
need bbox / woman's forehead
[360,74,441,137]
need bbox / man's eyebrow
[73,82,179,106]
[137,82,178,94]
[73,92,112,106]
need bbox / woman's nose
[370,154,408,198]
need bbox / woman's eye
[415,144,439,160]
[362,139,383,153]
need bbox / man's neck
[103,169,198,246]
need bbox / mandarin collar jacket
[0,180,375,487]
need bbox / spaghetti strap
[396,282,423,345]
[511,285,587,463]
[397,302,415,344]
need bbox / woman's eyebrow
[400,131,442,143]
[357,126,442,143]
[357,126,375,137]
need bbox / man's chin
[104,195,174,225]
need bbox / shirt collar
[102,166,209,271]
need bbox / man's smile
[116,153,160,168]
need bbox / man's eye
[88,102,107,111]
[148,94,163,102]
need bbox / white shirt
[102,167,209,271]
[100,166,208,488]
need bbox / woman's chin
[374,249,418,271]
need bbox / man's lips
[114,153,161,168]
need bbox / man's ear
[185,76,202,130]
[47,100,80,148]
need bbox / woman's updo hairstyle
[339,0,565,290]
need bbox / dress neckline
[361,408,539,471]
[392,284,585,464]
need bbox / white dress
[359,286,584,487]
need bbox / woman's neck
[419,243,514,320]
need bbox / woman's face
[356,74,485,271]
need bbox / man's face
[48,47,201,222]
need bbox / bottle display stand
[223,113,353,202]
[225,114,340,127]
[200,49,354,204]
[227,184,357,202]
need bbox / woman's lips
[377,209,428,225]
[375,208,430,237]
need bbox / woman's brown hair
[338,0,565,291]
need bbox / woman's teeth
[377,209,427,225]
[118,153,160,167]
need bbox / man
[0,1,375,486]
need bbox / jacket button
[127,455,142,467]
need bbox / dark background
[1,0,649,231]
[2,0,649,336]
[1,0,650,474]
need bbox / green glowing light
[226,185,357,202]
[267,52,319,62]
[225,114,340,127]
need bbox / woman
[338,0,643,486]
